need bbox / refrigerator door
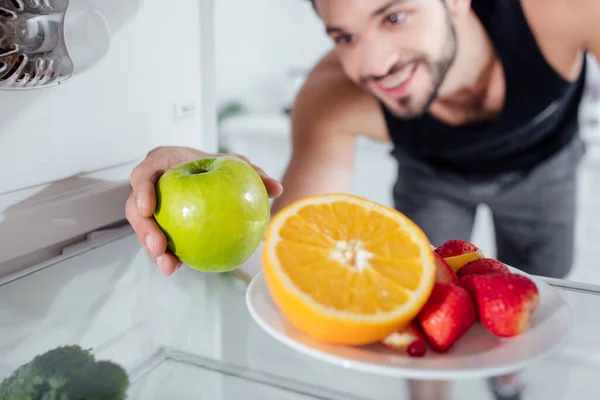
[0,0,217,278]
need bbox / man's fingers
[125,195,167,258]
[253,166,283,198]
[262,176,283,198]
[134,179,159,218]
[129,160,164,217]
[130,157,163,187]
[127,195,183,275]
[156,252,183,276]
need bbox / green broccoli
[0,345,129,400]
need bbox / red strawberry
[434,240,481,258]
[433,253,458,284]
[465,274,540,337]
[417,283,476,353]
[382,322,427,357]
[456,258,510,279]
[434,240,484,271]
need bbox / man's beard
[363,19,458,119]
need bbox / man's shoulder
[518,0,589,80]
[520,0,589,50]
[292,51,388,139]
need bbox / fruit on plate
[461,273,540,337]
[262,193,437,346]
[433,253,459,284]
[382,322,427,357]
[153,156,270,272]
[456,258,510,279]
[417,282,476,353]
[434,240,484,272]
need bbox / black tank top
[383,0,587,179]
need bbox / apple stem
[189,158,216,175]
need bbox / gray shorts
[393,136,586,279]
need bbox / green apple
[153,156,271,272]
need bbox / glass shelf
[1,234,599,399]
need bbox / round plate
[246,267,573,380]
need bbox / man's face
[314,0,458,118]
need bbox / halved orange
[262,193,436,346]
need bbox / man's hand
[125,146,283,275]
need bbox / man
[126,0,597,398]
[128,0,598,278]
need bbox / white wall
[215,0,332,112]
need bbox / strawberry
[434,240,481,259]
[417,283,476,353]
[434,240,484,271]
[465,274,540,337]
[456,258,510,279]
[382,322,427,357]
[433,253,459,284]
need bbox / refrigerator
[0,0,235,398]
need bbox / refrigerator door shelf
[0,161,136,280]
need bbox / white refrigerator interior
[0,0,217,277]
[0,0,221,397]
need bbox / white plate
[246,267,574,380]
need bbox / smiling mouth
[373,63,417,99]
[381,66,414,88]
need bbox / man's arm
[270,53,388,216]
